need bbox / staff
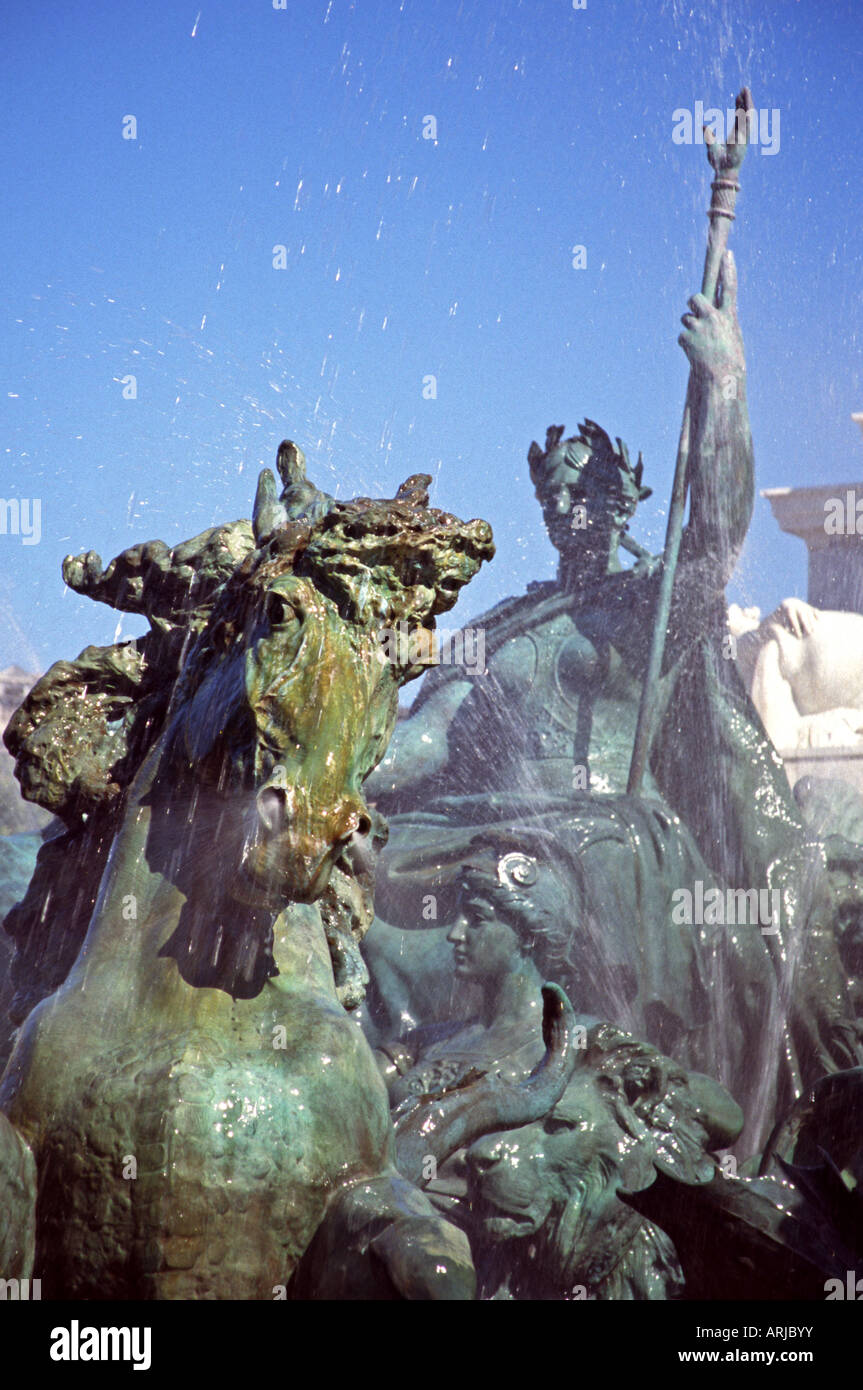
[627,87,754,796]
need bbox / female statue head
[446,828,583,991]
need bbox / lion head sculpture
[464,1022,743,1299]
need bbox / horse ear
[253,468,288,545]
[271,440,336,524]
[276,440,307,488]
[395,474,431,508]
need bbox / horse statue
[0,441,493,1298]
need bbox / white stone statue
[729,598,863,750]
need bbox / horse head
[5,444,494,1006]
[164,463,493,912]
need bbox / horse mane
[5,516,258,828]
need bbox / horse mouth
[234,823,373,907]
[232,838,337,906]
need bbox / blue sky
[2,0,861,678]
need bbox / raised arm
[677,250,754,587]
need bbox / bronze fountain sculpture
[3,87,863,1302]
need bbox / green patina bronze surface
[3,104,863,1298]
[0,452,493,1298]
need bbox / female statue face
[446,890,524,982]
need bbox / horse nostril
[469,1147,500,1174]
[336,818,376,877]
[257,785,287,834]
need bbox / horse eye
[265,593,298,627]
